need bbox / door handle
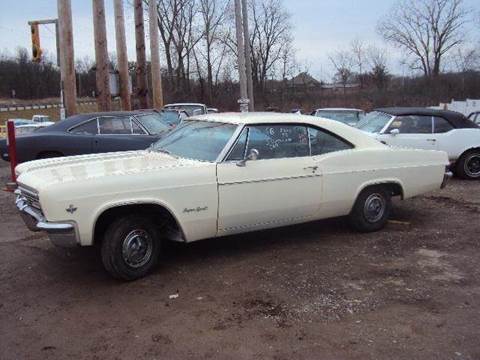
[426,139,436,142]
[304,166,319,172]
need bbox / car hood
[16,150,207,191]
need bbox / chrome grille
[18,186,42,211]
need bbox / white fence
[430,99,480,116]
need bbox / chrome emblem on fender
[66,204,78,214]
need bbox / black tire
[36,151,63,159]
[455,150,480,180]
[349,186,391,233]
[101,215,162,280]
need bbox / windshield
[315,110,360,124]
[357,111,393,133]
[135,113,170,135]
[151,120,237,161]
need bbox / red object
[7,120,18,183]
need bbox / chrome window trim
[67,117,99,135]
[217,124,245,162]
[131,115,150,135]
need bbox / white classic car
[357,108,480,179]
[15,113,450,280]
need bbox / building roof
[375,107,479,129]
[291,72,321,86]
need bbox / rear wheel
[349,186,391,232]
[101,215,162,280]
[456,150,480,180]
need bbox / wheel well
[459,147,480,160]
[360,182,404,200]
[93,204,184,245]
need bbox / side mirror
[390,128,400,136]
[236,148,259,167]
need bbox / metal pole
[241,0,254,111]
[92,0,112,111]
[234,0,249,112]
[113,0,132,110]
[57,0,77,116]
[148,0,164,109]
[6,120,18,183]
[134,0,149,109]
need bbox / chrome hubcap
[122,229,153,268]
[465,154,480,178]
[363,193,386,223]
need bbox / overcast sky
[0,0,478,81]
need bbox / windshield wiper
[156,148,171,154]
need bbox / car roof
[164,103,206,107]
[375,107,478,129]
[189,112,385,149]
[38,110,159,132]
[315,108,363,112]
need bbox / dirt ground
[0,160,479,360]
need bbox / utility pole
[57,0,77,117]
[148,0,164,109]
[234,0,248,112]
[113,0,131,110]
[134,0,149,109]
[241,0,254,111]
[92,0,111,111]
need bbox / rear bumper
[441,171,453,189]
[15,191,79,247]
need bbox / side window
[70,119,98,135]
[226,127,248,160]
[246,125,309,160]
[388,115,432,134]
[308,126,352,155]
[434,117,454,133]
[131,119,146,134]
[98,116,132,135]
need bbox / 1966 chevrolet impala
[14,113,451,280]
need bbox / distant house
[289,72,321,89]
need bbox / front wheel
[456,150,480,180]
[101,215,162,280]
[349,186,391,232]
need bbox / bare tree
[249,0,292,93]
[350,38,367,88]
[328,50,354,94]
[367,46,389,90]
[197,0,229,103]
[378,0,469,77]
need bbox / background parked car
[163,103,208,116]
[357,107,480,179]
[158,109,188,128]
[468,111,480,125]
[312,108,365,126]
[0,110,172,163]
[31,115,54,126]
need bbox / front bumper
[15,190,79,247]
[441,171,453,189]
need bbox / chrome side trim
[218,173,323,186]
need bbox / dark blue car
[1,110,179,163]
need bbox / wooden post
[57,0,77,116]
[113,0,131,110]
[241,0,254,111]
[92,0,112,111]
[234,0,248,112]
[148,0,164,109]
[134,0,148,109]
